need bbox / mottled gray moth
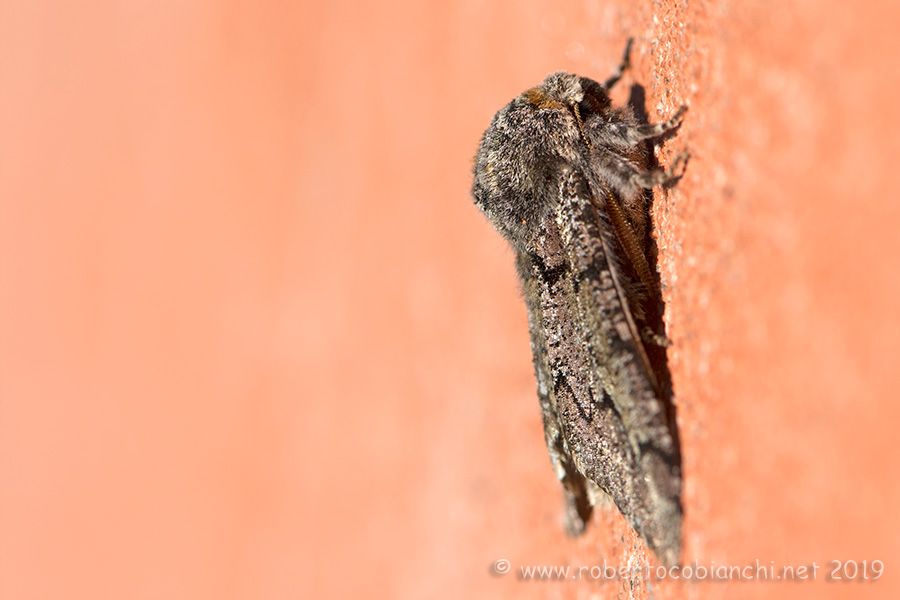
[472,42,685,565]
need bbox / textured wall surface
[1,1,898,599]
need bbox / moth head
[523,72,584,109]
[523,73,612,125]
[572,75,612,118]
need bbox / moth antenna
[597,186,657,296]
[571,103,592,150]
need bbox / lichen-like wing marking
[558,171,675,456]
[517,249,595,534]
[525,167,681,565]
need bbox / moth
[472,42,685,565]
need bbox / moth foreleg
[633,151,689,189]
[602,37,633,90]
[547,442,593,536]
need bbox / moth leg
[633,151,689,189]
[593,107,687,147]
[542,397,592,535]
[603,37,633,90]
[585,479,615,509]
[588,147,688,199]
[628,106,687,141]
[550,446,593,536]
[642,327,671,348]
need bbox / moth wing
[557,170,675,455]
[523,167,681,564]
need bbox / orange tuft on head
[522,87,565,110]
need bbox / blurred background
[2,1,899,599]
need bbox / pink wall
[1,1,898,598]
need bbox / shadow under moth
[472,42,684,566]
